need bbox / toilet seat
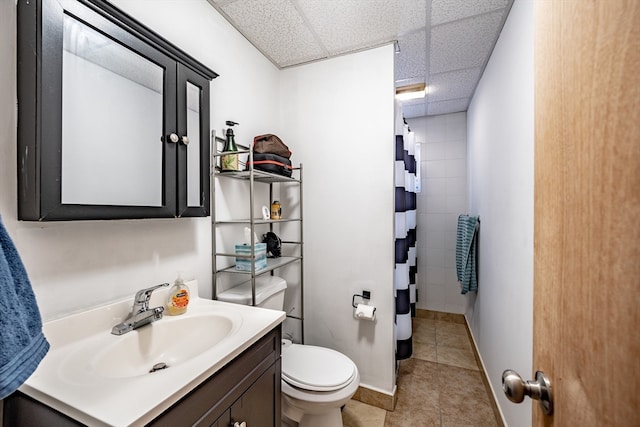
[282,344,356,392]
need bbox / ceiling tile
[296,0,427,55]
[427,98,469,116]
[428,67,482,102]
[401,101,427,119]
[429,10,504,74]
[395,30,427,83]
[207,0,514,117]
[431,0,509,26]
[400,97,428,108]
[221,0,326,66]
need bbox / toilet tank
[216,276,287,310]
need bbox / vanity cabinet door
[209,409,230,427]
[230,363,279,427]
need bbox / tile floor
[342,314,500,427]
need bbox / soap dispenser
[221,120,239,172]
[166,273,190,315]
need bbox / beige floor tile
[413,316,437,330]
[435,312,466,324]
[441,418,498,427]
[413,340,437,362]
[436,331,472,350]
[435,320,468,337]
[342,399,386,427]
[437,345,479,371]
[414,320,437,345]
[397,358,438,384]
[385,359,441,425]
[437,364,497,426]
[346,312,498,427]
[415,309,436,319]
[413,317,436,332]
[385,410,441,426]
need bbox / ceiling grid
[207,0,514,118]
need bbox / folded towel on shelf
[0,216,49,399]
[456,215,480,294]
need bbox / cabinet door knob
[180,135,189,145]
[167,133,179,143]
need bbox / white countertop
[19,283,285,426]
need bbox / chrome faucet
[111,283,170,335]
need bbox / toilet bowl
[280,339,360,427]
[217,277,360,427]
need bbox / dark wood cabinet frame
[17,0,217,220]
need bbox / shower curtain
[395,123,417,360]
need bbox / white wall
[466,1,534,426]
[407,112,468,314]
[279,46,397,395]
[2,0,397,400]
[1,0,280,321]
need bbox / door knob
[180,135,189,145]
[502,369,553,415]
[167,133,179,143]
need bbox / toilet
[217,276,360,427]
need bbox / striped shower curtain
[395,124,417,361]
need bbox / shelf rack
[211,130,304,341]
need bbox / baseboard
[463,315,507,427]
[352,384,397,411]
[415,308,466,324]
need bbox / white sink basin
[88,313,235,379]
[20,282,285,427]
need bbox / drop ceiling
[207,0,513,118]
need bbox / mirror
[61,14,164,207]
[186,81,201,207]
[18,0,217,220]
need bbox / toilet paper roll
[354,304,376,321]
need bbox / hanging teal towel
[456,215,480,294]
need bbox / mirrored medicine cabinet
[17,0,218,220]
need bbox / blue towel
[0,216,49,399]
[455,215,480,294]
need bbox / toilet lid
[282,345,356,392]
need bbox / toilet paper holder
[352,290,372,308]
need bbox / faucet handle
[133,283,170,309]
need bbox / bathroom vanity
[2,286,284,426]
[4,328,281,426]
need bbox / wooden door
[533,1,640,425]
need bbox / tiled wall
[406,112,468,314]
